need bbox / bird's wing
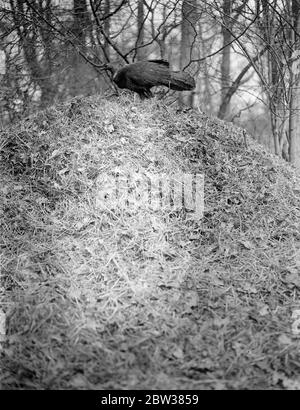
[125,62,171,88]
[147,59,169,67]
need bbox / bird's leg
[142,89,153,99]
[137,89,152,100]
[147,90,153,98]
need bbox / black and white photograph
[0,0,300,392]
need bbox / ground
[0,95,300,390]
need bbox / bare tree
[103,0,111,61]
[218,0,232,119]
[9,0,57,108]
[136,0,146,60]
[180,0,199,107]
[289,0,300,167]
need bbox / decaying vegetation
[1,96,300,389]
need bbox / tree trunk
[157,4,168,59]
[136,0,145,61]
[218,0,232,119]
[103,0,110,61]
[68,0,90,97]
[180,0,198,107]
[11,0,56,108]
[289,0,300,168]
[72,0,89,44]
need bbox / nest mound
[1,95,300,389]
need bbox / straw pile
[1,95,300,389]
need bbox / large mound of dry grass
[1,95,300,390]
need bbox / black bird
[106,59,195,99]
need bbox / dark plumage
[108,59,195,99]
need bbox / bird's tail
[169,71,195,91]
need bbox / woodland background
[1,0,300,167]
